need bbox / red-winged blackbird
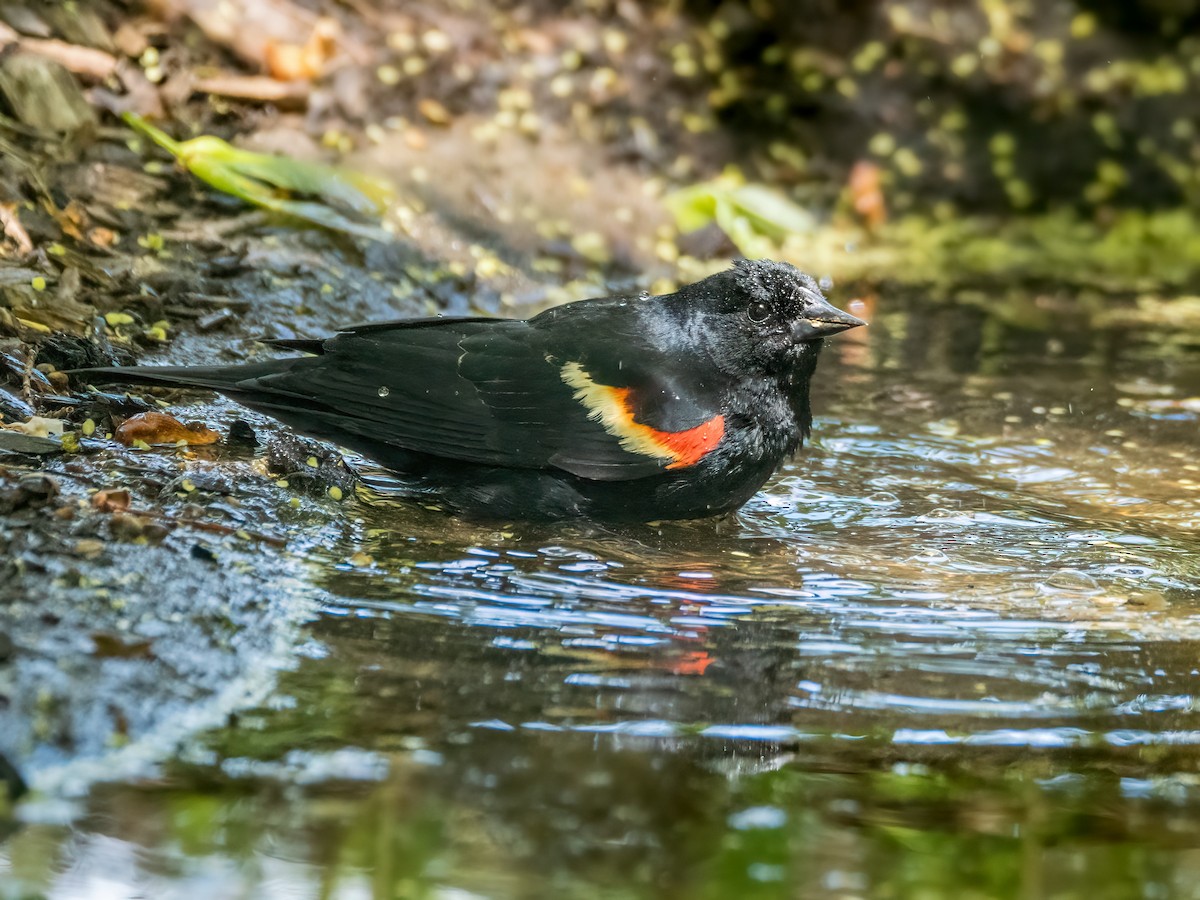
[80,260,864,521]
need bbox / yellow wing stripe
[560,362,724,468]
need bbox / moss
[790,208,1200,293]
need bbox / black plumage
[78,259,864,521]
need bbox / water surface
[4,294,1200,898]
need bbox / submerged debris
[267,430,356,498]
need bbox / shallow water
[5,294,1200,898]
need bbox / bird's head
[672,259,866,378]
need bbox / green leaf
[728,184,816,237]
[122,113,393,241]
[664,185,719,233]
[665,179,815,253]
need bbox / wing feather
[235,316,726,481]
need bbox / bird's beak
[792,299,868,341]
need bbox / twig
[19,348,33,403]
[192,73,310,107]
[0,22,119,81]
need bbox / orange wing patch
[559,362,724,469]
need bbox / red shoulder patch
[612,389,724,469]
[560,362,725,468]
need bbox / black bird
[79,260,864,521]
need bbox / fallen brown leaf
[115,411,220,446]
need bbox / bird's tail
[72,359,306,394]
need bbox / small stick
[0,23,119,81]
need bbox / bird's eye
[748,301,771,323]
